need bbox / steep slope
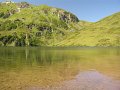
[56,12,120,46]
[0,2,79,46]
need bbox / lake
[0,47,120,90]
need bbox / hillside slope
[0,1,120,47]
[56,12,120,47]
[0,2,79,46]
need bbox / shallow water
[0,47,120,90]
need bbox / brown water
[0,47,120,90]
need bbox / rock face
[16,2,30,9]
[50,8,79,23]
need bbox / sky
[0,0,120,22]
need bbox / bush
[96,38,112,46]
[0,41,4,46]
[0,12,4,18]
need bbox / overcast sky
[0,0,120,22]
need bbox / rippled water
[0,47,120,90]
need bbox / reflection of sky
[0,0,120,22]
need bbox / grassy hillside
[0,2,79,46]
[56,12,120,47]
[0,1,120,47]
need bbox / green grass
[0,1,120,46]
[55,12,120,46]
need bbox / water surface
[0,47,120,90]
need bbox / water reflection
[0,47,120,90]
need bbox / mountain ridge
[0,1,120,47]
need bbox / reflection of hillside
[0,47,120,68]
[0,47,120,90]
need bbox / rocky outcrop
[51,8,79,23]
